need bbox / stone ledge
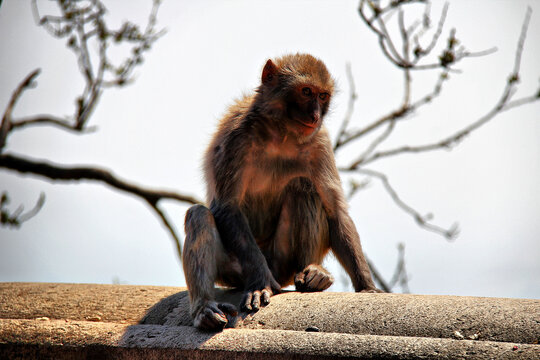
[2,319,538,359]
[1,283,539,359]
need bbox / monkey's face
[285,84,331,138]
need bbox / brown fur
[184,53,379,332]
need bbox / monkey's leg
[211,202,281,312]
[183,204,239,331]
[274,178,334,292]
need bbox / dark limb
[210,201,280,311]
[183,205,238,331]
[328,213,380,292]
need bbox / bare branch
[358,7,537,166]
[346,70,448,168]
[511,7,531,78]
[388,243,410,293]
[29,0,165,131]
[366,256,392,293]
[346,177,371,200]
[0,153,202,206]
[148,202,184,259]
[356,168,459,239]
[352,120,396,167]
[359,0,495,72]
[1,191,46,227]
[398,8,412,105]
[11,116,98,134]
[412,3,448,63]
[1,1,189,259]
[334,63,357,150]
[1,69,41,151]
[336,106,410,152]
[366,242,411,293]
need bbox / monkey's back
[203,94,255,205]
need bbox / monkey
[183,53,380,331]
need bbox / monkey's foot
[240,288,274,312]
[193,301,238,331]
[295,264,334,292]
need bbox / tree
[0,0,200,259]
[334,0,539,291]
[1,0,538,293]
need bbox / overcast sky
[0,1,539,299]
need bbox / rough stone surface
[0,282,184,324]
[1,282,539,359]
[142,288,540,344]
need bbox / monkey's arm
[328,213,378,292]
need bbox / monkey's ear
[262,59,278,85]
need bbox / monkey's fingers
[251,291,262,310]
[294,271,306,287]
[218,302,238,316]
[307,269,334,290]
[318,275,334,291]
[294,272,306,285]
[261,289,271,305]
[307,271,325,289]
[241,292,253,311]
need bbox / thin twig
[366,257,392,293]
[357,168,459,239]
[334,63,357,150]
[0,69,41,151]
[148,201,184,259]
[11,116,98,133]
[359,7,536,166]
[412,3,448,64]
[390,243,410,293]
[347,70,448,168]
[335,106,410,152]
[0,192,46,227]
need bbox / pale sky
[0,1,539,299]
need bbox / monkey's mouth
[295,118,318,129]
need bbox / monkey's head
[257,54,335,142]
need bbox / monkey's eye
[302,87,312,96]
[319,93,329,101]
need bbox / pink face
[289,84,331,136]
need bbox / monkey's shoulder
[216,94,255,132]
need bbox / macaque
[183,53,380,331]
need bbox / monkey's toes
[194,302,238,331]
[218,302,239,316]
[241,289,272,312]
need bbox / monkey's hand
[193,301,238,332]
[241,273,281,312]
[295,264,334,292]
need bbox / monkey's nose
[311,112,320,123]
